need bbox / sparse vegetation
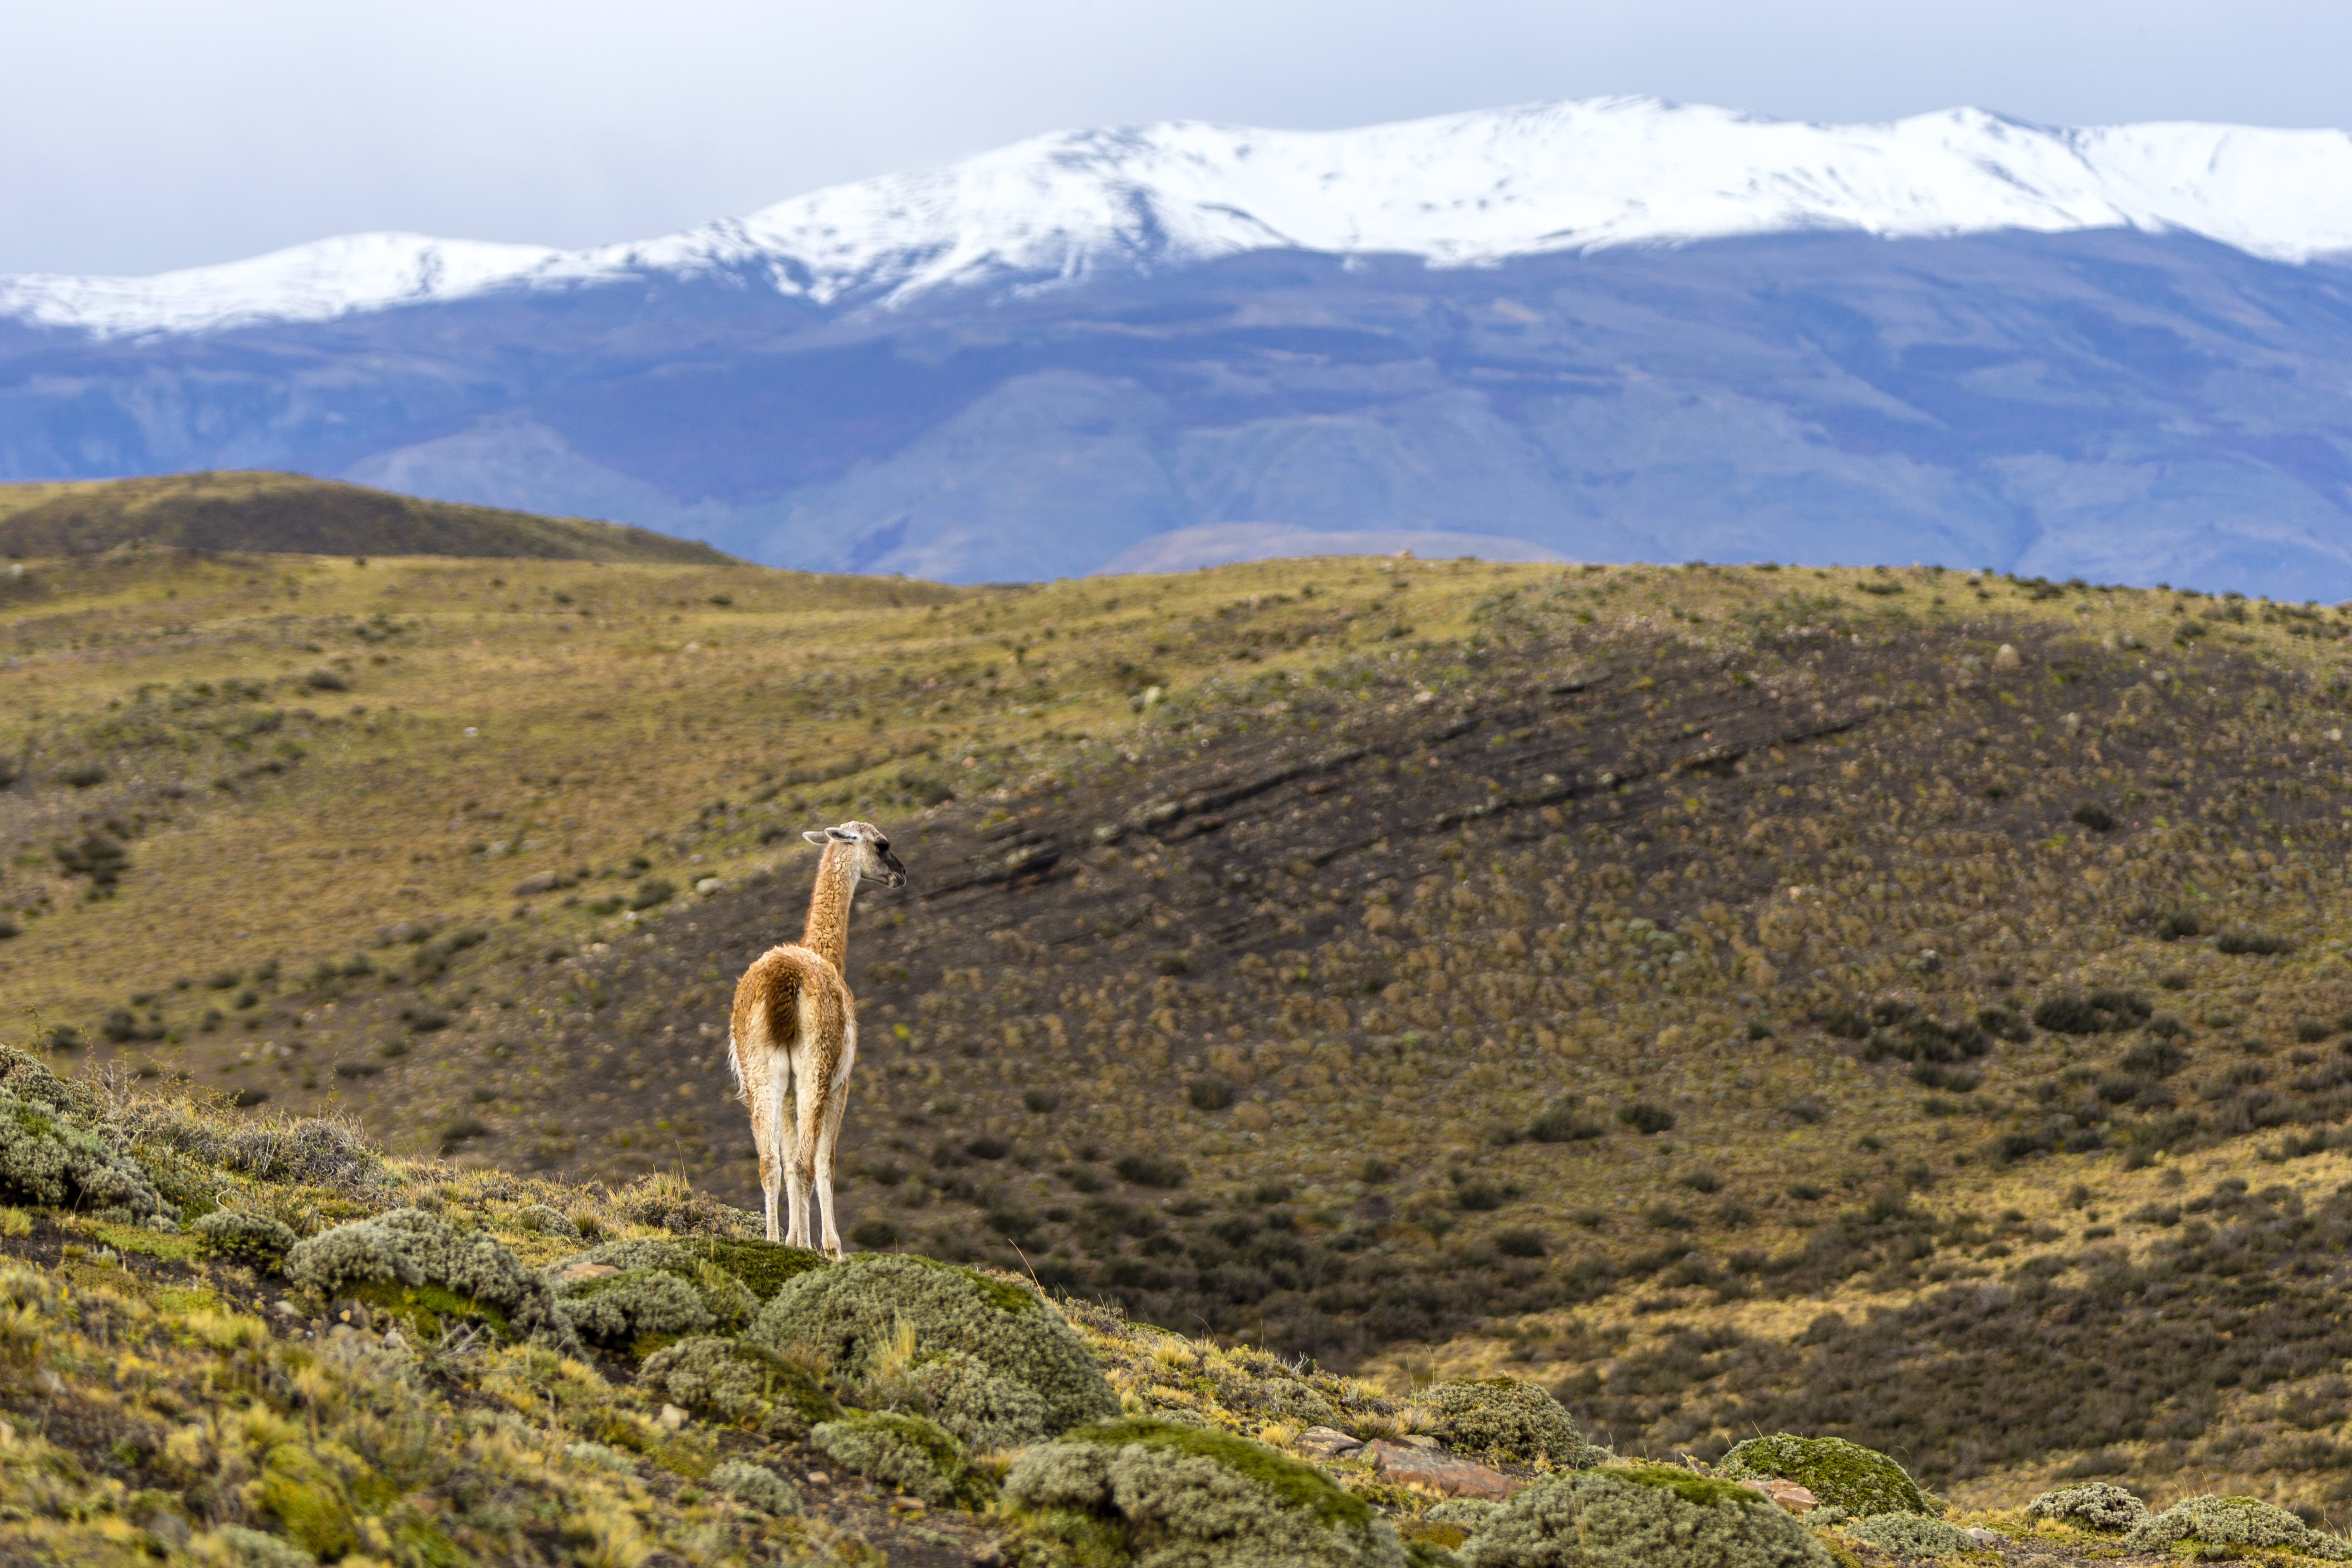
[10,548,2352,1537]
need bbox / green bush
[1618,1103,1674,1135]
[0,1049,100,1122]
[554,1268,712,1348]
[513,1203,580,1240]
[1411,1379,1602,1466]
[547,1239,762,1341]
[0,1086,173,1222]
[1716,1435,1925,1517]
[191,1209,298,1272]
[286,1208,578,1352]
[1004,1417,1409,1568]
[708,1459,801,1516]
[2125,1494,2352,1558]
[636,1336,841,1440]
[810,1411,991,1508]
[2024,1482,2147,1533]
[1458,1465,1830,1568]
[751,1253,1116,1442]
[1846,1512,1974,1558]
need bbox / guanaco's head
[804,820,907,889]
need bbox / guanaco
[727,821,905,1254]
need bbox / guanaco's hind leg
[811,1020,857,1260]
[785,990,832,1250]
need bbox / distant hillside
[16,548,2352,1518]
[0,470,732,563]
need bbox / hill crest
[0,470,731,564]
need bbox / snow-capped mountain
[8,98,2352,337]
[5,98,2352,596]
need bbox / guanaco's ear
[827,826,856,841]
[803,830,829,846]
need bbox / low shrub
[1115,1152,1188,1187]
[810,1411,990,1508]
[1004,1417,1409,1568]
[2125,1494,2352,1557]
[1459,1465,1829,1568]
[864,1343,1051,1450]
[191,1209,299,1272]
[1618,1102,1675,1135]
[286,1208,578,1352]
[514,1204,580,1240]
[751,1253,1116,1442]
[636,1336,841,1439]
[2033,990,2150,1035]
[554,1268,713,1349]
[608,1171,760,1238]
[1527,1102,1604,1142]
[708,1459,801,1516]
[0,1086,174,1222]
[1846,1511,1974,1558]
[1716,1434,1925,1516]
[2025,1482,2148,1533]
[2217,930,2296,956]
[547,1239,766,1343]
[1411,1379,1602,1466]
[117,1095,381,1191]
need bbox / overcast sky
[5,0,2347,276]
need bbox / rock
[1367,1439,1525,1500]
[1965,1526,2003,1547]
[548,1259,620,1285]
[1736,1477,1820,1512]
[1296,1426,1364,1459]
[1993,643,2022,670]
[657,1403,688,1431]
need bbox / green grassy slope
[0,470,732,563]
[5,548,2352,1517]
[0,1073,2226,1568]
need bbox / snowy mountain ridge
[10,95,2352,338]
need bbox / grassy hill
[0,471,731,563]
[0,1058,2275,1568]
[5,543,2352,1524]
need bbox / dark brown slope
[0,470,731,562]
[494,601,2352,1383]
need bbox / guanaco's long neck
[801,842,859,973]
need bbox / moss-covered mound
[287,1207,578,1351]
[635,1336,842,1439]
[548,1240,770,1350]
[1459,1466,1833,1568]
[556,1267,713,1348]
[0,1085,173,1222]
[810,1411,993,1509]
[1846,1511,1974,1559]
[751,1253,1116,1442]
[191,1209,298,1271]
[2125,1494,2352,1558]
[1716,1434,1925,1518]
[1411,1379,1602,1466]
[2025,1482,2149,1533]
[1004,1416,1410,1568]
[553,1235,823,1307]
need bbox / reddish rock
[1737,1478,1820,1513]
[1366,1441,1524,1500]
